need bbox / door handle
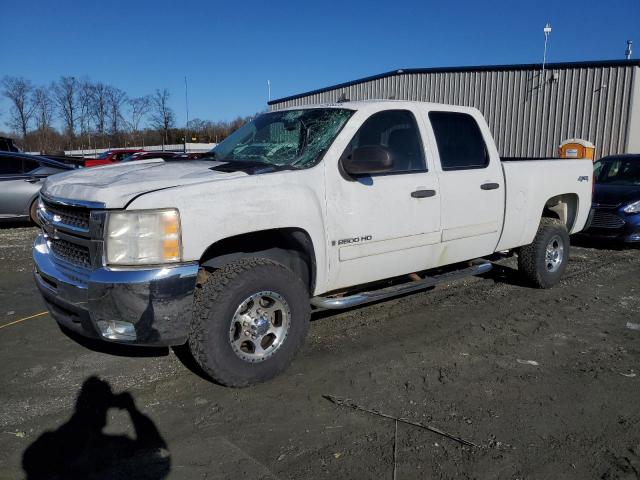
[411,189,436,198]
[481,182,500,190]
[24,177,40,184]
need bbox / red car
[84,149,144,167]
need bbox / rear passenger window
[344,110,426,173]
[429,112,488,170]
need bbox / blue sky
[1,0,638,128]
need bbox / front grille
[43,199,90,231]
[590,210,625,229]
[50,238,91,268]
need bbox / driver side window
[343,110,426,173]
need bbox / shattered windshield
[209,108,353,169]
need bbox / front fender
[127,168,329,294]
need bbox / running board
[310,261,492,310]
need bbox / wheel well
[542,193,579,231]
[199,228,316,291]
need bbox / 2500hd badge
[334,235,373,246]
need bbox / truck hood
[42,159,248,208]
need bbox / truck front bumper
[33,234,199,346]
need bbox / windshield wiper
[210,159,298,173]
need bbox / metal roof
[268,59,640,105]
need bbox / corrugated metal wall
[270,65,638,158]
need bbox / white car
[33,101,593,386]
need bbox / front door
[325,108,442,291]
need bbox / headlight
[623,200,640,214]
[105,209,182,265]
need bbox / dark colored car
[84,149,144,167]
[121,151,178,162]
[172,152,211,160]
[583,154,640,242]
[0,152,75,225]
[0,136,21,152]
[40,154,86,168]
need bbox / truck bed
[496,158,594,252]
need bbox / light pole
[184,76,190,153]
[541,23,552,86]
[267,80,271,103]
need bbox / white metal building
[268,60,640,159]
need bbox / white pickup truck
[33,101,593,386]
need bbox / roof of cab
[277,99,481,115]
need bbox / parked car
[172,152,210,160]
[0,136,21,152]
[84,149,144,167]
[0,152,75,225]
[33,101,593,386]
[121,151,178,162]
[582,154,640,242]
[40,154,86,168]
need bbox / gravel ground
[0,225,639,479]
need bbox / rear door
[425,110,504,264]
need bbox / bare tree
[150,88,174,145]
[51,76,78,136]
[106,86,127,135]
[77,78,94,142]
[90,82,109,135]
[31,87,55,152]
[1,76,36,138]
[33,87,54,130]
[127,95,151,143]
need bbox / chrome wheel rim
[545,234,564,272]
[229,291,291,363]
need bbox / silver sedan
[0,152,75,225]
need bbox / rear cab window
[429,111,489,171]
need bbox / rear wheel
[188,258,310,387]
[518,218,570,288]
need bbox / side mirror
[341,145,394,176]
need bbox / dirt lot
[0,225,639,480]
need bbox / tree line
[1,75,253,153]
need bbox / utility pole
[626,40,633,60]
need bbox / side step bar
[310,261,492,310]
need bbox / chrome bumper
[33,234,198,346]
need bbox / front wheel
[518,218,570,289]
[188,258,310,387]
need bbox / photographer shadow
[22,376,170,480]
